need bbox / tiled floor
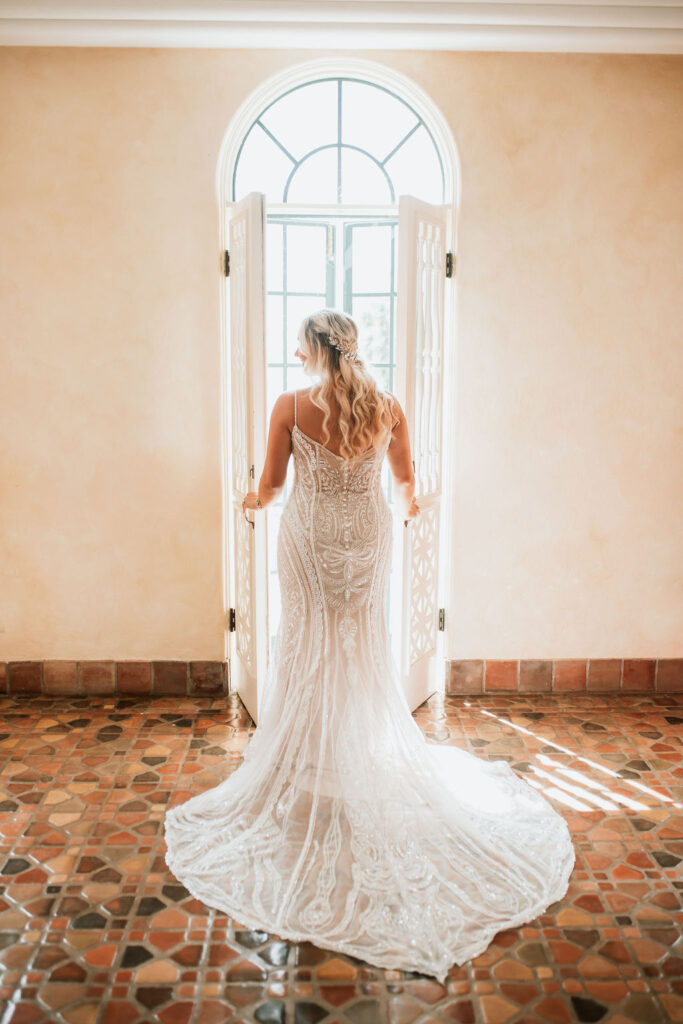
[0,690,681,1024]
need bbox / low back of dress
[284,387,393,671]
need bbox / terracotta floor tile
[0,689,681,1023]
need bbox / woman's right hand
[404,496,420,522]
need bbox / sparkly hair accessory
[327,335,363,364]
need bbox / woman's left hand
[242,491,263,519]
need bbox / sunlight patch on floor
[463,702,683,812]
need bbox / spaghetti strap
[294,389,297,427]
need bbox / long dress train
[164,389,575,983]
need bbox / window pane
[233,124,293,202]
[384,124,444,204]
[286,294,324,351]
[266,221,284,291]
[266,293,284,364]
[341,80,418,164]
[341,149,393,205]
[287,363,310,392]
[350,224,393,294]
[267,366,285,416]
[235,77,446,207]
[286,223,328,294]
[372,363,393,393]
[286,148,339,204]
[351,296,392,365]
[260,80,338,161]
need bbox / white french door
[226,192,269,724]
[395,195,450,711]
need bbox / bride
[164,308,575,983]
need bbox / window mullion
[326,224,336,307]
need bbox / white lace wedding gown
[164,390,575,983]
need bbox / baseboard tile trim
[0,661,229,697]
[445,658,683,694]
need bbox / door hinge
[438,608,445,631]
[223,249,230,277]
[228,607,236,632]
[445,251,454,278]
[250,464,255,479]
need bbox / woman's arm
[385,393,420,521]
[242,393,292,515]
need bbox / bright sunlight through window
[233,77,445,659]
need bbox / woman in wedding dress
[164,308,575,983]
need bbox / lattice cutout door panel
[396,196,450,712]
[226,192,269,724]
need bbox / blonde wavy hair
[297,309,396,460]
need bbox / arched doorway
[217,58,460,722]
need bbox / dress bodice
[291,424,388,496]
[279,393,393,623]
[289,389,389,497]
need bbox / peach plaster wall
[0,46,681,662]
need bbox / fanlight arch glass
[232,77,445,205]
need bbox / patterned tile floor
[0,690,681,1024]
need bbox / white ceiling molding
[1,1,682,53]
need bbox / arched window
[232,77,445,206]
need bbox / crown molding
[1,1,682,53]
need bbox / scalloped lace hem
[163,840,576,985]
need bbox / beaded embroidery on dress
[164,389,575,982]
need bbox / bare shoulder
[383,390,404,428]
[269,392,294,426]
[271,387,312,428]
[288,387,313,400]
